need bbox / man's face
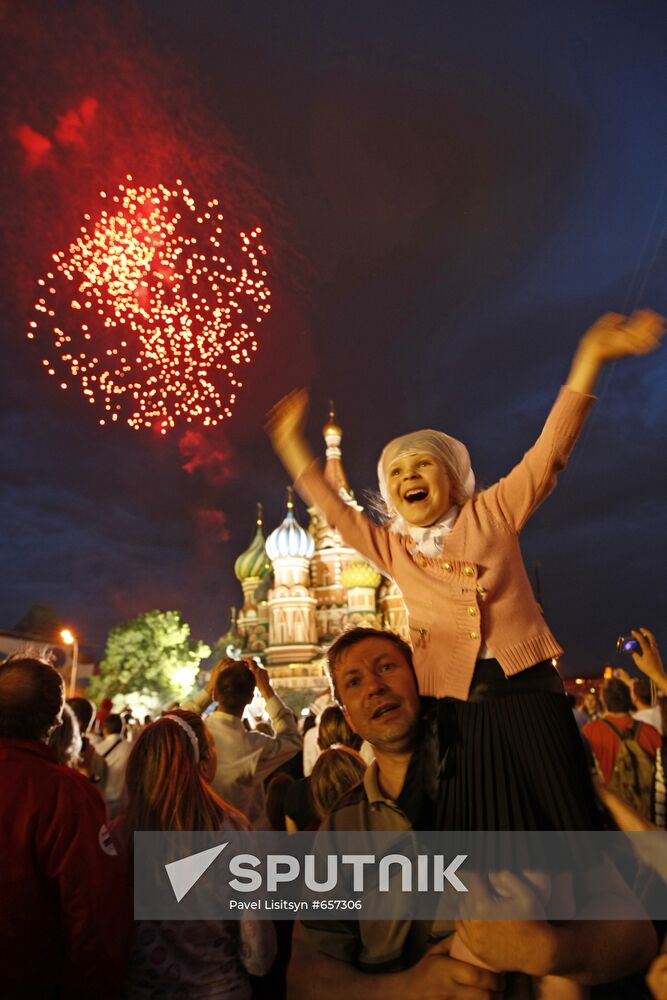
[336,636,420,753]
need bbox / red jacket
[0,738,132,999]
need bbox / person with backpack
[584,676,660,820]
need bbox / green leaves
[89,610,210,710]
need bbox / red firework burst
[26,176,271,433]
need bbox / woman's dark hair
[265,772,294,831]
[48,703,82,766]
[67,697,96,734]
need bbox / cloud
[194,507,230,544]
[15,124,52,167]
[15,96,99,168]
[53,96,99,146]
[179,430,236,487]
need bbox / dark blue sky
[1,0,665,674]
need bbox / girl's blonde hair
[317,704,362,751]
[310,745,366,818]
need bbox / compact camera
[616,635,640,654]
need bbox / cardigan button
[467,606,478,617]
[443,561,453,572]
[469,630,479,640]
[463,566,474,577]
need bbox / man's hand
[614,666,633,688]
[265,389,315,482]
[454,872,557,977]
[631,628,667,694]
[396,935,504,999]
[647,952,667,1000]
[248,659,274,700]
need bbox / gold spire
[322,401,349,493]
[256,501,263,526]
[323,399,342,436]
[286,485,294,510]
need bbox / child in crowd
[310,745,367,820]
[111,710,276,999]
[267,309,664,999]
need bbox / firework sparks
[26,176,271,433]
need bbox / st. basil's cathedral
[221,408,408,701]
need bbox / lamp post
[61,628,79,698]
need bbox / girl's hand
[567,309,665,394]
[631,628,667,693]
[266,389,315,481]
[579,309,665,364]
[266,388,310,447]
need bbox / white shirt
[96,733,133,813]
[633,705,663,735]
[302,725,320,777]
[204,694,302,829]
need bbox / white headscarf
[377,429,475,556]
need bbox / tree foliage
[14,602,63,640]
[89,610,210,709]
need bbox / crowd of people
[1,308,666,998]
[1,625,665,999]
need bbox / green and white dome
[234,504,271,581]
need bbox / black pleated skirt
[429,659,603,832]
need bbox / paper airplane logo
[165,842,228,902]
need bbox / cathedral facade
[230,410,408,691]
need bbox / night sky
[1,0,665,676]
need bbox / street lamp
[61,628,79,698]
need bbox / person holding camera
[183,658,302,829]
[619,628,666,734]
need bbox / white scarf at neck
[390,504,460,558]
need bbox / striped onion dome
[340,560,382,589]
[234,503,271,581]
[266,488,315,561]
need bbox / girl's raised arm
[566,309,664,395]
[266,388,397,577]
[266,388,316,482]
